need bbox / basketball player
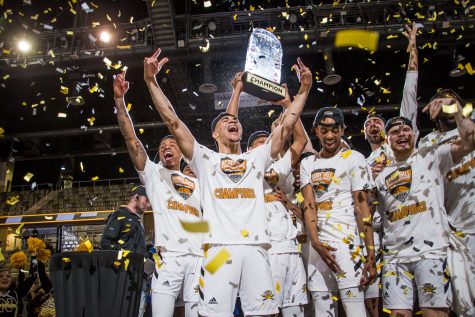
[302,107,376,317]
[114,72,203,317]
[143,48,312,317]
[363,22,420,316]
[374,104,475,316]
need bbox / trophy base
[242,72,286,101]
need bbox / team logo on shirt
[264,168,279,188]
[310,168,335,198]
[384,166,412,202]
[171,173,195,200]
[446,157,475,182]
[260,290,275,301]
[220,157,247,183]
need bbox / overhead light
[322,49,342,86]
[203,1,212,8]
[99,31,111,43]
[207,20,217,32]
[449,47,467,78]
[17,40,32,52]
[289,13,298,24]
[60,165,66,171]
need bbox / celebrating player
[301,107,376,317]
[114,71,203,317]
[363,22,420,316]
[143,48,312,316]
[373,98,475,316]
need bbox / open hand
[144,48,169,82]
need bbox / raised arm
[271,58,312,159]
[401,22,420,141]
[114,72,148,171]
[225,72,244,117]
[144,48,195,161]
[352,190,376,286]
[421,98,475,163]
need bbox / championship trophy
[242,28,286,101]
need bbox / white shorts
[198,245,278,317]
[365,252,382,299]
[308,241,364,292]
[382,259,452,310]
[269,252,308,308]
[151,254,202,304]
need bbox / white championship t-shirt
[138,159,203,256]
[188,139,273,246]
[419,129,475,234]
[264,150,299,254]
[300,149,372,243]
[375,145,454,263]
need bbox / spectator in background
[100,185,150,317]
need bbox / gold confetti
[340,149,352,158]
[403,271,414,279]
[60,86,69,95]
[331,176,341,185]
[62,257,71,263]
[205,248,231,274]
[139,128,144,134]
[6,195,19,206]
[91,176,99,181]
[383,308,392,314]
[117,216,125,220]
[276,281,281,293]
[119,167,124,173]
[462,103,473,118]
[152,253,161,269]
[180,220,209,233]
[466,63,474,75]
[295,192,304,203]
[240,229,249,237]
[23,172,34,182]
[124,258,130,270]
[89,83,98,93]
[442,104,458,114]
[268,110,275,117]
[335,30,379,51]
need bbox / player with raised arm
[373,96,475,316]
[226,70,312,317]
[143,48,312,317]
[113,71,203,317]
[301,107,376,317]
[363,22,420,316]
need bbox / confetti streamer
[335,30,379,51]
[205,248,231,274]
[180,220,209,233]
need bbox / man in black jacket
[100,185,150,255]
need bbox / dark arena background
[0,0,474,316]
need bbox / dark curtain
[50,251,144,317]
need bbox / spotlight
[99,31,111,43]
[60,165,66,171]
[17,40,32,52]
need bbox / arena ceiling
[0,0,474,186]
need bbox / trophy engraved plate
[243,28,285,101]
